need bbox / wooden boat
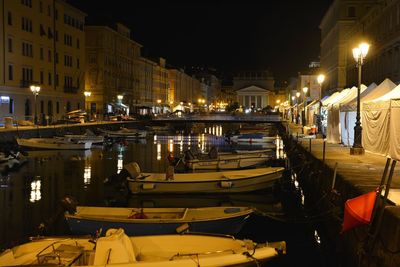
[230,133,277,143]
[185,154,269,170]
[0,228,285,266]
[65,206,253,236]
[125,162,284,194]
[99,127,147,138]
[16,138,92,150]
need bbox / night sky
[67,0,333,82]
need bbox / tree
[226,101,239,112]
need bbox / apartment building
[0,0,86,122]
[85,23,142,115]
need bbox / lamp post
[30,85,41,125]
[350,42,369,155]
[317,74,325,134]
[302,86,308,127]
[291,95,295,123]
[296,92,300,124]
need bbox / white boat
[62,134,104,144]
[0,228,285,267]
[125,162,284,194]
[99,128,147,138]
[230,134,277,143]
[16,138,92,150]
[0,151,26,173]
[65,206,253,236]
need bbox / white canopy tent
[341,79,394,147]
[338,83,376,146]
[362,83,400,159]
[326,88,360,143]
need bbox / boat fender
[220,181,233,188]
[175,223,190,234]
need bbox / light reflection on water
[0,123,327,266]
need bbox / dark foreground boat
[65,206,253,236]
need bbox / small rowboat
[125,162,284,194]
[16,138,92,150]
[65,206,253,236]
[0,228,285,267]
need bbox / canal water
[0,123,329,266]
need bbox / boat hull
[16,138,92,150]
[66,214,250,236]
[127,167,284,194]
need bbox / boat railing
[169,248,237,260]
[36,239,83,265]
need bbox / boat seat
[93,228,138,265]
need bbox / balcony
[20,80,37,88]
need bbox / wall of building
[0,0,86,123]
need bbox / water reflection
[29,178,41,203]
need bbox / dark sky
[67,0,333,82]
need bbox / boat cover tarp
[363,83,400,159]
[339,83,378,146]
[325,88,353,143]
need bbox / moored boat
[99,127,147,138]
[185,154,269,170]
[230,133,277,143]
[65,206,253,236]
[16,138,92,150]
[125,162,284,194]
[0,228,285,266]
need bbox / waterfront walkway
[288,123,400,205]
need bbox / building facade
[233,70,275,109]
[85,24,142,115]
[0,0,86,123]
[345,0,400,86]
[320,0,379,93]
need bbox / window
[22,67,33,82]
[64,34,72,46]
[48,49,52,62]
[21,17,33,32]
[39,1,43,13]
[64,76,73,88]
[56,101,60,113]
[64,55,72,67]
[77,58,80,69]
[8,65,13,80]
[39,24,46,36]
[40,47,44,60]
[40,100,44,113]
[22,42,33,57]
[40,71,44,84]
[348,6,356,17]
[48,72,52,85]
[55,52,59,63]
[55,9,58,20]
[47,5,51,17]
[77,38,80,49]
[55,30,58,41]
[21,0,32,8]
[55,74,59,86]
[7,12,12,25]
[8,38,12,52]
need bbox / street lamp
[291,96,295,123]
[302,87,308,127]
[317,74,325,134]
[117,95,123,101]
[30,85,41,125]
[296,92,300,124]
[351,42,369,155]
